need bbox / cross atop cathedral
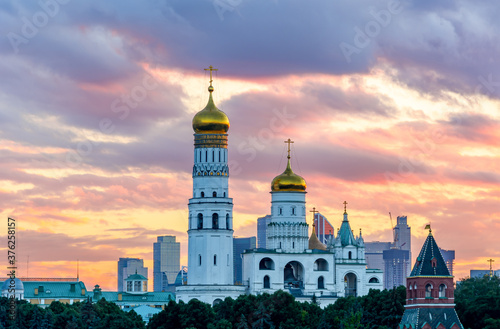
[488,259,495,277]
[310,207,318,226]
[204,65,218,86]
[343,201,348,214]
[284,138,294,159]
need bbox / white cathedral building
[176,67,383,306]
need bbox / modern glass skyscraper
[117,258,148,292]
[257,215,271,248]
[383,248,410,289]
[153,236,180,292]
[439,248,455,276]
[233,237,256,284]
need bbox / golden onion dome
[192,85,230,134]
[308,224,327,250]
[271,158,306,192]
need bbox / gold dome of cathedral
[192,66,229,134]
[271,140,307,192]
[271,159,307,192]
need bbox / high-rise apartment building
[233,237,256,284]
[365,241,392,271]
[439,248,455,276]
[257,215,271,248]
[117,258,148,292]
[153,235,180,292]
[365,215,412,288]
[383,248,410,289]
[394,216,411,263]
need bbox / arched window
[318,276,325,289]
[291,206,296,215]
[425,284,433,298]
[205,150,208,162]
[439,284,446,298]
[213,191,217,197]
[212,213,219,229]
[226,214,230,230]
[314,259,328,271]
[212,150,214,162]
[259,258,275,270]
[263,275,270,289]
[348,251,352,259]
[219,151,221,162]
[292,242,295,249]
[214,255,217,265]
[201,192,204,198]
[369,277,379,283]
[223,192,226,197]
[279,207,283,215]
[198,254,202,266]
[197,214,203,229]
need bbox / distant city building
[393,216,411,251]
[153,235,180,292]
[1,278,87,307]
[117,258,148,292]
[314,212,334,244]
[365,215,412,285]
[92,284,174,313]
[233,237,257,284]
[470,269,500,278]
[365,241,392,271]
[439,248,455,276]
[257,215,271,248]
[383,248,410,289]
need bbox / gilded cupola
[192,66,230,134]
[271,139,307,192]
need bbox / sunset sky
[1,1,499,291]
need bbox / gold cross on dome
[343,201,348,213]
[284,138,294,159]
[310,207,318,217]
[204,65,218,86]
[310,207,318,226]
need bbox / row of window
[407,283,447,298]
[196,213,231,229]
[198,254,230,266]
[258,257,329,271]
[199,191,226,198]
[275,206,304,216]
[196,149,226,163]
[262,275,326,289]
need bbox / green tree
[455,276,500,329]
[360,286,405,329]
[147,301,182,329]
[181,299,215,329]
[80,299,99,328]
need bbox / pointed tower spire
[400,228,463,329]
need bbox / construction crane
[389,212,399,248]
